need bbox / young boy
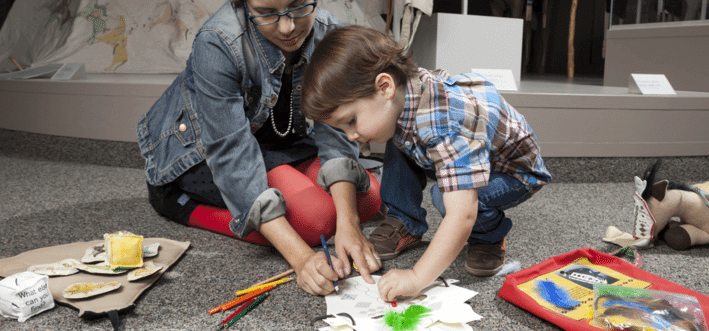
[301,25,551,302]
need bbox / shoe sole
[464,256,505,277]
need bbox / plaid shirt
[394,68,552,193]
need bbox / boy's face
[244,0,316,53]
[323,80,404,145]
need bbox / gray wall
[604,21,709,92]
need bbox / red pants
[187,158,381,246]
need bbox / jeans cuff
[384,204,428,237]
[467,217,512,245]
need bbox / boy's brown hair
[301,25,418,121]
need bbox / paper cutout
[75,262,129,275]
[62,282,121,299]
[27,259,82,276]
[321,276,481,331]
[127,261,163,281]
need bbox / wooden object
[8,56,23,71]
[568,0,578,78]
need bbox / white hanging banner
[628,74,676,95]
[471,68,518,91]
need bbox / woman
[136,0,382,295]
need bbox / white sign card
[0,63,62,80]
[51,63,86,80]
[628,74,676,95]
[471,68,518,91]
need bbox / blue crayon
[320,234,339,294]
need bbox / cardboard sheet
[0,238,189,317]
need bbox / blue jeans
[381,140,531,245]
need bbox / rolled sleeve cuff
[229,188,286,238]
[317,158,370,193]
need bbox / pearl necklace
[271,41,307,138]
[270,90,293,137]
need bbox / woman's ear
[374,73,396,99]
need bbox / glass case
[609,0,708,26]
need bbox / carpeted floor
[1,128,708,331]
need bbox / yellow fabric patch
[104,234,143,269]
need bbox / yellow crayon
[235,277,293,296]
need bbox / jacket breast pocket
[174,108,196,146]
[242,86,261,118]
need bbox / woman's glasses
[243,1,317,26]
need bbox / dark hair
[301,25,418,121]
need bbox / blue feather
[535,279,580,308]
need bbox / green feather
[383,305,432,331]
[594,284,653,299]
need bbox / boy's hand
[328,181,381,284]
[377,269,424,302]
[295,251,345,296]
[335,221,381,284]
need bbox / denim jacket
[136,2,368,238]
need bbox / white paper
[471,68,518,91]
[436,301,482,324]
[51,63,86,80]
[628,74,676,95]
[0,63,63,80]
[321,318,475,331]
[322,276,481,331]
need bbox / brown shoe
[465,238,506,277]
[369,217,421,260]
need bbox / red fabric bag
[498,248,709,330]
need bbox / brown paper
[0,238,189,316]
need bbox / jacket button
[178,124,187,132]
[247,96,254,103]
[270,94,277,103]
[296,85,302,91]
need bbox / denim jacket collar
[246,19,286,74]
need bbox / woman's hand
[294,250,346,296]
[377,269,424,302]
[335,219,381,284]
[259,216,345,296]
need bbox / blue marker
[319,234,339,294]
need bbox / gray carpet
[1,129,708,331]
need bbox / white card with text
[471,69,518,91]
[51,63,86,80]
[628,74,676,95]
